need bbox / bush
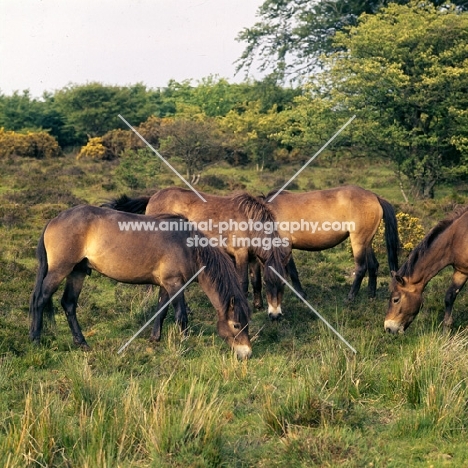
[0,128,61,159]
[115,148,161,189]
[76,137,107,160]
[77,116,161,160]
[374,211,425,257]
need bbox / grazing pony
[263,185,400,301]
[29,205,252,359]
[385,206,468,334]
[104,188,291,319]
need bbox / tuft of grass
[394,330,468,438]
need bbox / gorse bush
[77,137,107,160]
[77,115,161,160]
[394,212,426,253]
[373,211,425,260]
[0,128,61,159]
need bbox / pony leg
[443,270,468,330]
[249,259,263,309]
[150,287,170,342]
[173,292,188,335]
[60,263,89,349]
[29,270,65,344]
[366,248,379,298]
[234,250,250,296]
[150,285,188,341]
[286,255,306,298]
[348,248,367,301]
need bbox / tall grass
[0,356,227,467]
[395,330,468,438]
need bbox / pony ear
[391,271,405,286]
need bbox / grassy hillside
[1,153,468,467]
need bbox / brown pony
[104,188,292,319]
[264,185,400,301]
[29,205,252,359]
[385,206,468,334]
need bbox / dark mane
[194,239,251,321]
[101,194,150,214]
[233,193,289,278]
[399,206,468,277]
[233,192,277,225]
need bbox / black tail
[378,197,400,272]
[101,194,151,214]
[29,227,54,324]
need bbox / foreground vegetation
[1,153,468,467]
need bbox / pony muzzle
[234,343,252,360]
[268,304,283,321]
[384,319,405,334]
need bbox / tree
[0,90,43,131]
[53,83,160,144]
[280,2,468,198]
[236,0,468,81]
[220,101,288,170]
[159,114,226,180]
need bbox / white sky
[0,0,264,97]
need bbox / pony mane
[101,194,151,214]
[193,237,251,322]
[399,205,468,277]
[233,192,277,224]
[232,193,288,260]
[235,192,290,284]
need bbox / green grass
[1,153,468,466]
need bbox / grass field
[1,153,468,467]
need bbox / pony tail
[29,227,54,322]
[378,197,400,272]
[101,195,151,214]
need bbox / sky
[0,0,265,97]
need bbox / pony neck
[197,270,224,315]
[406,228,454,290]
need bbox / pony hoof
[253,300,264,310]
[149,335,161,343]
[74,338,91,351]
